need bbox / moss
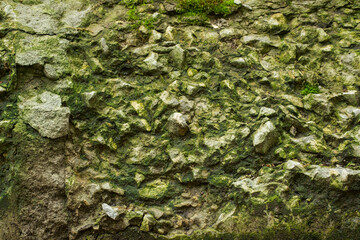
[139,179,170,200]
[0,51,17,93]
[176,0,238,17]
[208,174,233,188]
[127,7,158,30]
[301,83,320,95]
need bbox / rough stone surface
[2,0,360,239]
[102,203,120,220]
[168,112,189,136]
[253,121,278,154]
[19,92,70,139]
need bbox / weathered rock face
[1,0,360,239]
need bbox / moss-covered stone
[139,179,170,200]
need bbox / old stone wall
[0,0,360,239]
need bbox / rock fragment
[102,203,120,220]
[19,91,70,139]
[253,121,278,154]
[168,112,189,136]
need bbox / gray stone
[15,35,70,76]
[16,51,44,66]
[178,96,194,113]
[143,52,163,73]
[303,94,332,115]
[284,160,305,171]
[102,203,120,220]
[14,4,59,34]
[168,112,189,136]
[44,64,59,80]
[259,107,276,117]
[241,35,272,45]
[164,26,176,41]
[204,129,236,150]
[199,31,219,42]
[160,91,179,107]
[169,45,185,69]
[168,148,187,165]
[282,94,304,108]
[230,57,247,68]
[253,121,278,154]
[267,13,288,32]
[220,28,241,39]
[19,91,70,139]
[61,7,91,27]
[305,165,360,184]
[100,38,109,54]
[149,30,162,44]
[349,144,360,158]
[291,135,327,154]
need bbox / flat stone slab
[19,91,70,139]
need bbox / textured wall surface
[0,0,360,239]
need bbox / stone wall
[0,0,360,239]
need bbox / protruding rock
[102,203,120,220]
[259,107,276,117]
[82,91,97,108]
[140,213,156,232]
[139,179,170,200]
[125,211,144,226]
[169,45,185,68]
[142,51,164,73]
[160,91,179,107]
[220,28,241,40]
[267,13,288,32]
[168,148,187,165]
[44,64,59,80]
[253,121,278,154]
[292,135,327,154]
[317,28,330,42]
[303,93,332,115]
[164,26,176,41]
[168,112,189,136]
[100,37,109,54]
[284,160,305,171]
[19,91,70,139]
[149,30,162,43]
[230,57,247,68]
[282,94,304,108]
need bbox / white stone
[19,91,70,139]
[253,121,278,154]
[259,107,276,117]
[102,203,120,220]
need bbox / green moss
[208,175,233,188]
[139,179,170,200]
[127,6,157,30]
[179,11,209,26]
[0,50,17,93]
[301,83,320,95]
[176,0,237,17]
